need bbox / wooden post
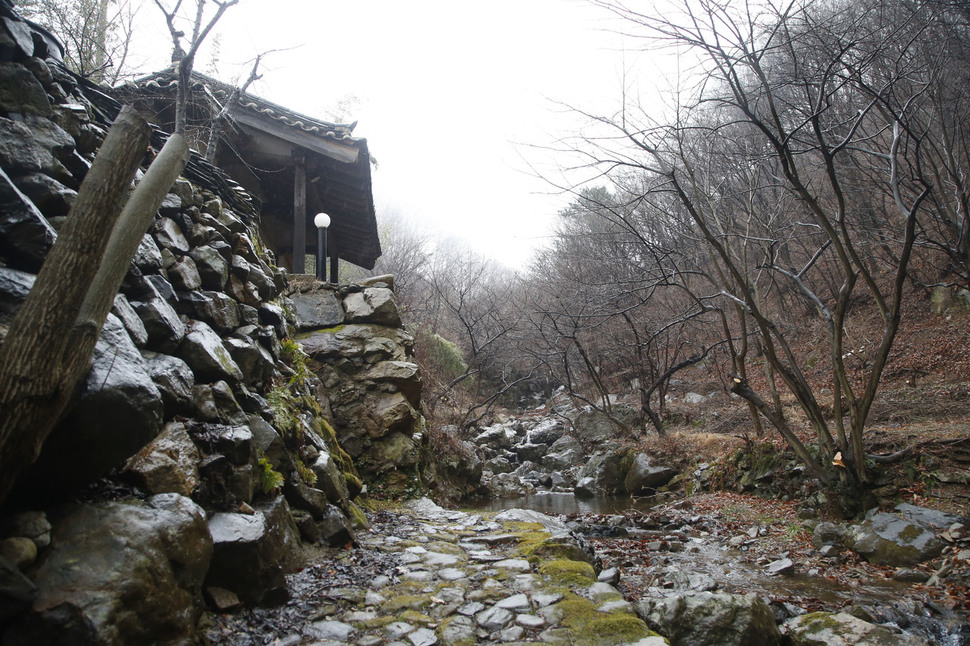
[329,230,339,284]
[292,151,306,274]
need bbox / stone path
[204,498,666,645]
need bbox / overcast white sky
[134,0,661,267]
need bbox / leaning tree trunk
[0,106,190,506]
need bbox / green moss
[296,458,317,486]
[553,597,657,645]
[399,609,433,625]
[538,559,596,586]
[381,593,430,613]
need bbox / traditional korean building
[119,69,381,280]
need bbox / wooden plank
[293,152,306,273]
[237,112,359,164]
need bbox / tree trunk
[0,106,189,506]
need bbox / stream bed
[470,491,970,645]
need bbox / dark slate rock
[146,274,177,303]
[238,303,259,326]
[15,315,163,499]
[527,419,566,445]
[111,292,148,347]
[180,289,240,333]
[131,286,186,353]
[193,380,247,426]
[290,289,344,331]
[11,172,75,218]
[205,497,302,606]
[0,62,50,116]
[4,494,212,646]
[317,504,357,548]
[177,319,243,384]
[167,255,202,290]
[311,450,352,507]
[190,422,252,467]
[249,414,294,476]
[0,115,75,182]
[258,302,287,338]
[143,350,196,416]
[189,244,229,291]
[0,165,55,271]
[158,192,181,216]
[284,471,330,519]
[0,265,33,325]
[153,217,190,253]
[195,453,254,509]
[133,232,163,272]
[123,421,200,498]
[225,335,275,386]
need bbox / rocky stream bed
[199,496,970,646]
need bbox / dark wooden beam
[330,230,339,284]
[293,151,306,274]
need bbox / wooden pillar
[292,151,306,274]
[329,230,339,284]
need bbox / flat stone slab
[493,558,532,572]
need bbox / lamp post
[313,212,330,282]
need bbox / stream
[465,493,970,645]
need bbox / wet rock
[361,360,422,405]
[0,62,51,116]
[844,511,945,567]
[893,503,965,532]
[343,287,402,327]
[177,320,244,384]
[306,619,357,641]
[112,293,148,347]
[625,453,677,494]
[189,244,229,290]
[811,521,843,549]
[475,605,514,632]
[782,611,931,645]
[0,165,55,272]
[475,423,517,451]
[168,255,202,290]
[5,494,212,646]
[300,323,413,362]
[180,290,240,333]
[153,217,190,253]
[575,449,630,496]
[317,504,357,547]
[541,435,584,471]
[13,172,75,218]
[0,115,75,183]
[765,558,795,576]
[224,334,275,386]
[193,380,247,425]
[0,266,34,324]
[205,496,302,606]
[124,421,201,497]
[143,351,196,416]
[637,592,781,646]
[16,314,163,498]
[290,288,344,331]
[131,286,186,353]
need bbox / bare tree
[577,0,933,495]
[16,0,140,84]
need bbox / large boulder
[541,435,584,471]
[299,323,412,363]
[205,496,303,606]
[574,449,631,497]
[290,288,344,331]
[636,592,781,646]
[571,403,640,443]
[782,611,931,645]
[342,287,402,327]
[625,453,678,494]
[526,418,566,445]
[843,510,945,567]
[15,314,164,499]
[4,494,212,646]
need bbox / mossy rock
[381,593,431,613]
[538,559,596,586]
[552,596,661,645]
[399,609,433,625]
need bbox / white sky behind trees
[129,0,665,267]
